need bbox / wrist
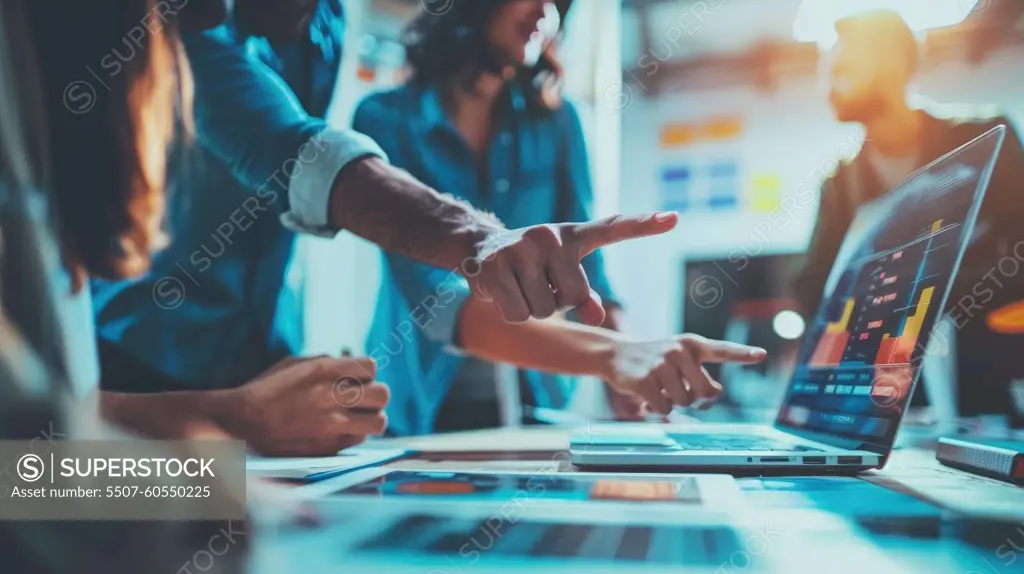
[194,388,246,436]
[101,391,227,440]
[453,218,506,274]
[455,225,501,274]
[594,331,628,382]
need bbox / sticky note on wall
[750,172,782,213]
[659,116,745,149]
[707,161,739,211]
[701,116,744,141]
[659,123,698,148]
[659,166,693,212]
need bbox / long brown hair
[24,0,194,290]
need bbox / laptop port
[837,456,862,465]
[802,456,826,465]
[759,457,789,463]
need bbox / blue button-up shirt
[356,85,618,436]
[92,0,385,389]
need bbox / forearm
[100,390,229,440]
[328,157,504,270]
[458,296,618,378]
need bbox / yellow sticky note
[750,173,782,213]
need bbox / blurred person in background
[92,0,765,442]
[0,1,246,571]
[357,0,758,435]
[795,9,1024,416]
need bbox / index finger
[683,336,767,364]
[571,212,678,257]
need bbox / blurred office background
[298,0,1024,416]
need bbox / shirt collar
[420,85,448,133]
[418,82,529,134]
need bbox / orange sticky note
[660,123,698,148]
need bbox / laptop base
[571,463,875,477]
[569,423,883,473]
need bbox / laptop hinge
[773,423,883,454]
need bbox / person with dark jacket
[795,10,1024,415]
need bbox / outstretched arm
[457,296,766,414]
[187,29,678,326]
[344,96,677,326]
[326,156,502,277]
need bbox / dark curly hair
[402,0,573,112]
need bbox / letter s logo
[17,454,45,482]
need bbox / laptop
[571,126,1007,472]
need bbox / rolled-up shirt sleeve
[280,127,386,236]
[183,29,386,237]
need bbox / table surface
[253,425,1024,573]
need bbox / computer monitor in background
[682,253,806,384]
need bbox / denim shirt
[92,0,385,389]
[356,85,618,436]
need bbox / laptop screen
[776,127,1005,451]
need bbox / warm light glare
[793,0,980,48]
[773,310,806,340]
[525,2,562,65]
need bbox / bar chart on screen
[806,219,953,374]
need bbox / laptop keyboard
[668,434,822,452]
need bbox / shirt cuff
[417,274,473,357]
[280,127,388,238]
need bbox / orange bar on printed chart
[590,481,681,502]
[876,287,935,365]
[809,298,854,367]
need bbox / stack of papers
[246,448,406,481]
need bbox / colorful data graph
[809,298,854,367]
[808,219,946,369]
[876,286,935,365]
[874,219,943,365]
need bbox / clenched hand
[212,356,390,457]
